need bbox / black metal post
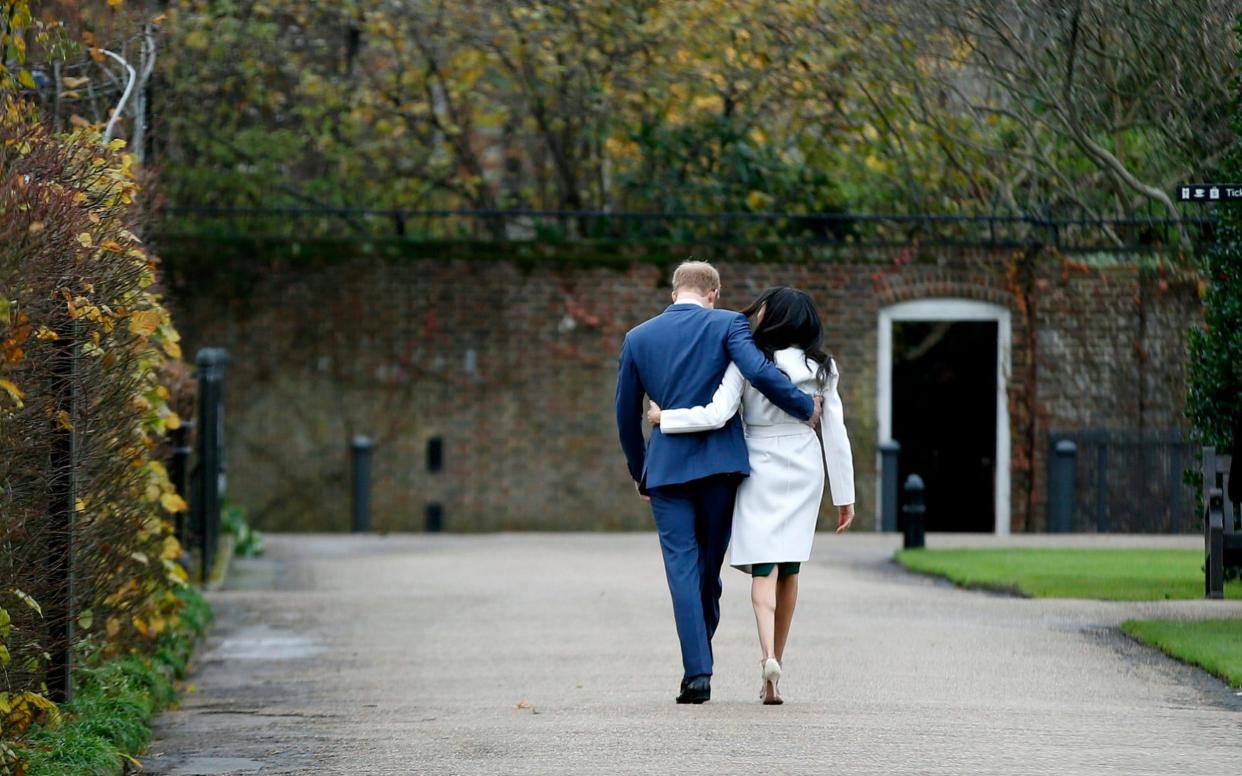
[902,474,926,550]
[426,436,444,533]
[880,440,900,532]
[1048,438,1077,533]
[168,421,193,549]
[1207,488,1225,599]
[195,348,228,583]
[351,435,373,533]
[45,329,77,703]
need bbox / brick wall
[162,240,1201,532]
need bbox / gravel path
[140,533,1242,775]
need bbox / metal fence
[1048,429,1195,534]
[159,207,1212,251]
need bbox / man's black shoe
[676,676,711,704]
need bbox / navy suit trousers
[649,474,740,680]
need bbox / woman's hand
[647,401,662,426]
[835,504,855,533]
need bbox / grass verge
[13,586,212,776]
[895,548,1242,600]
[1121,618,1242,687]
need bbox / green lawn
[1122,619,1242,687]
[894,548,1242,600]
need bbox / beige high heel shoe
[760,657,783,705]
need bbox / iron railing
[1049,429,1195,534]
[159,207,1213,251]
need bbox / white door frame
[876,298,1012,535]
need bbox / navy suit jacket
[615,302,815,490]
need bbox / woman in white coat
[648,287,855,705]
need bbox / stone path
[141,533,1242,775]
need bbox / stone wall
[160,239,1201,532]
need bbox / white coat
[658,348,855,570]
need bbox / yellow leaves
[0,690,59,737]
[160,492,188,514]
[55,410,74,432]
[690,94,724,114]
[26,221,43,234]
[63,75,90,89]
[165,559,189,585]
[161,535,182,561]
[129,309,160,337]
[11,590,41,617]
[77,609,93,630]
[0,378,24,407]
[131,551,149,566]
[77,232,93,248]
[157,322,183,359]
[17,70,35,90]
[745,190,771,211]
[106,617,121,638]
[104,578,138,608]
[35,326,58,340]
[185,29,209,51]
[100,239,123,253]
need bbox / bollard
[1047,438,1077,533]
[902,474,926,549]
[426,436,444,532]
[351,435,373,533]
[194,348,228,583]
[880,440,901,532]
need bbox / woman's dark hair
[741,287,835,390]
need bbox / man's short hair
[671,261,721,294]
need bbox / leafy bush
[0,93,194,767]
[14,587,212,776]
[222,504,264,558]
[1186,15,1242,451]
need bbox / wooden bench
[1202,447,1242,598]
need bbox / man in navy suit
[615,261,820,703]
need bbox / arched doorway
[877,299,1011,534]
